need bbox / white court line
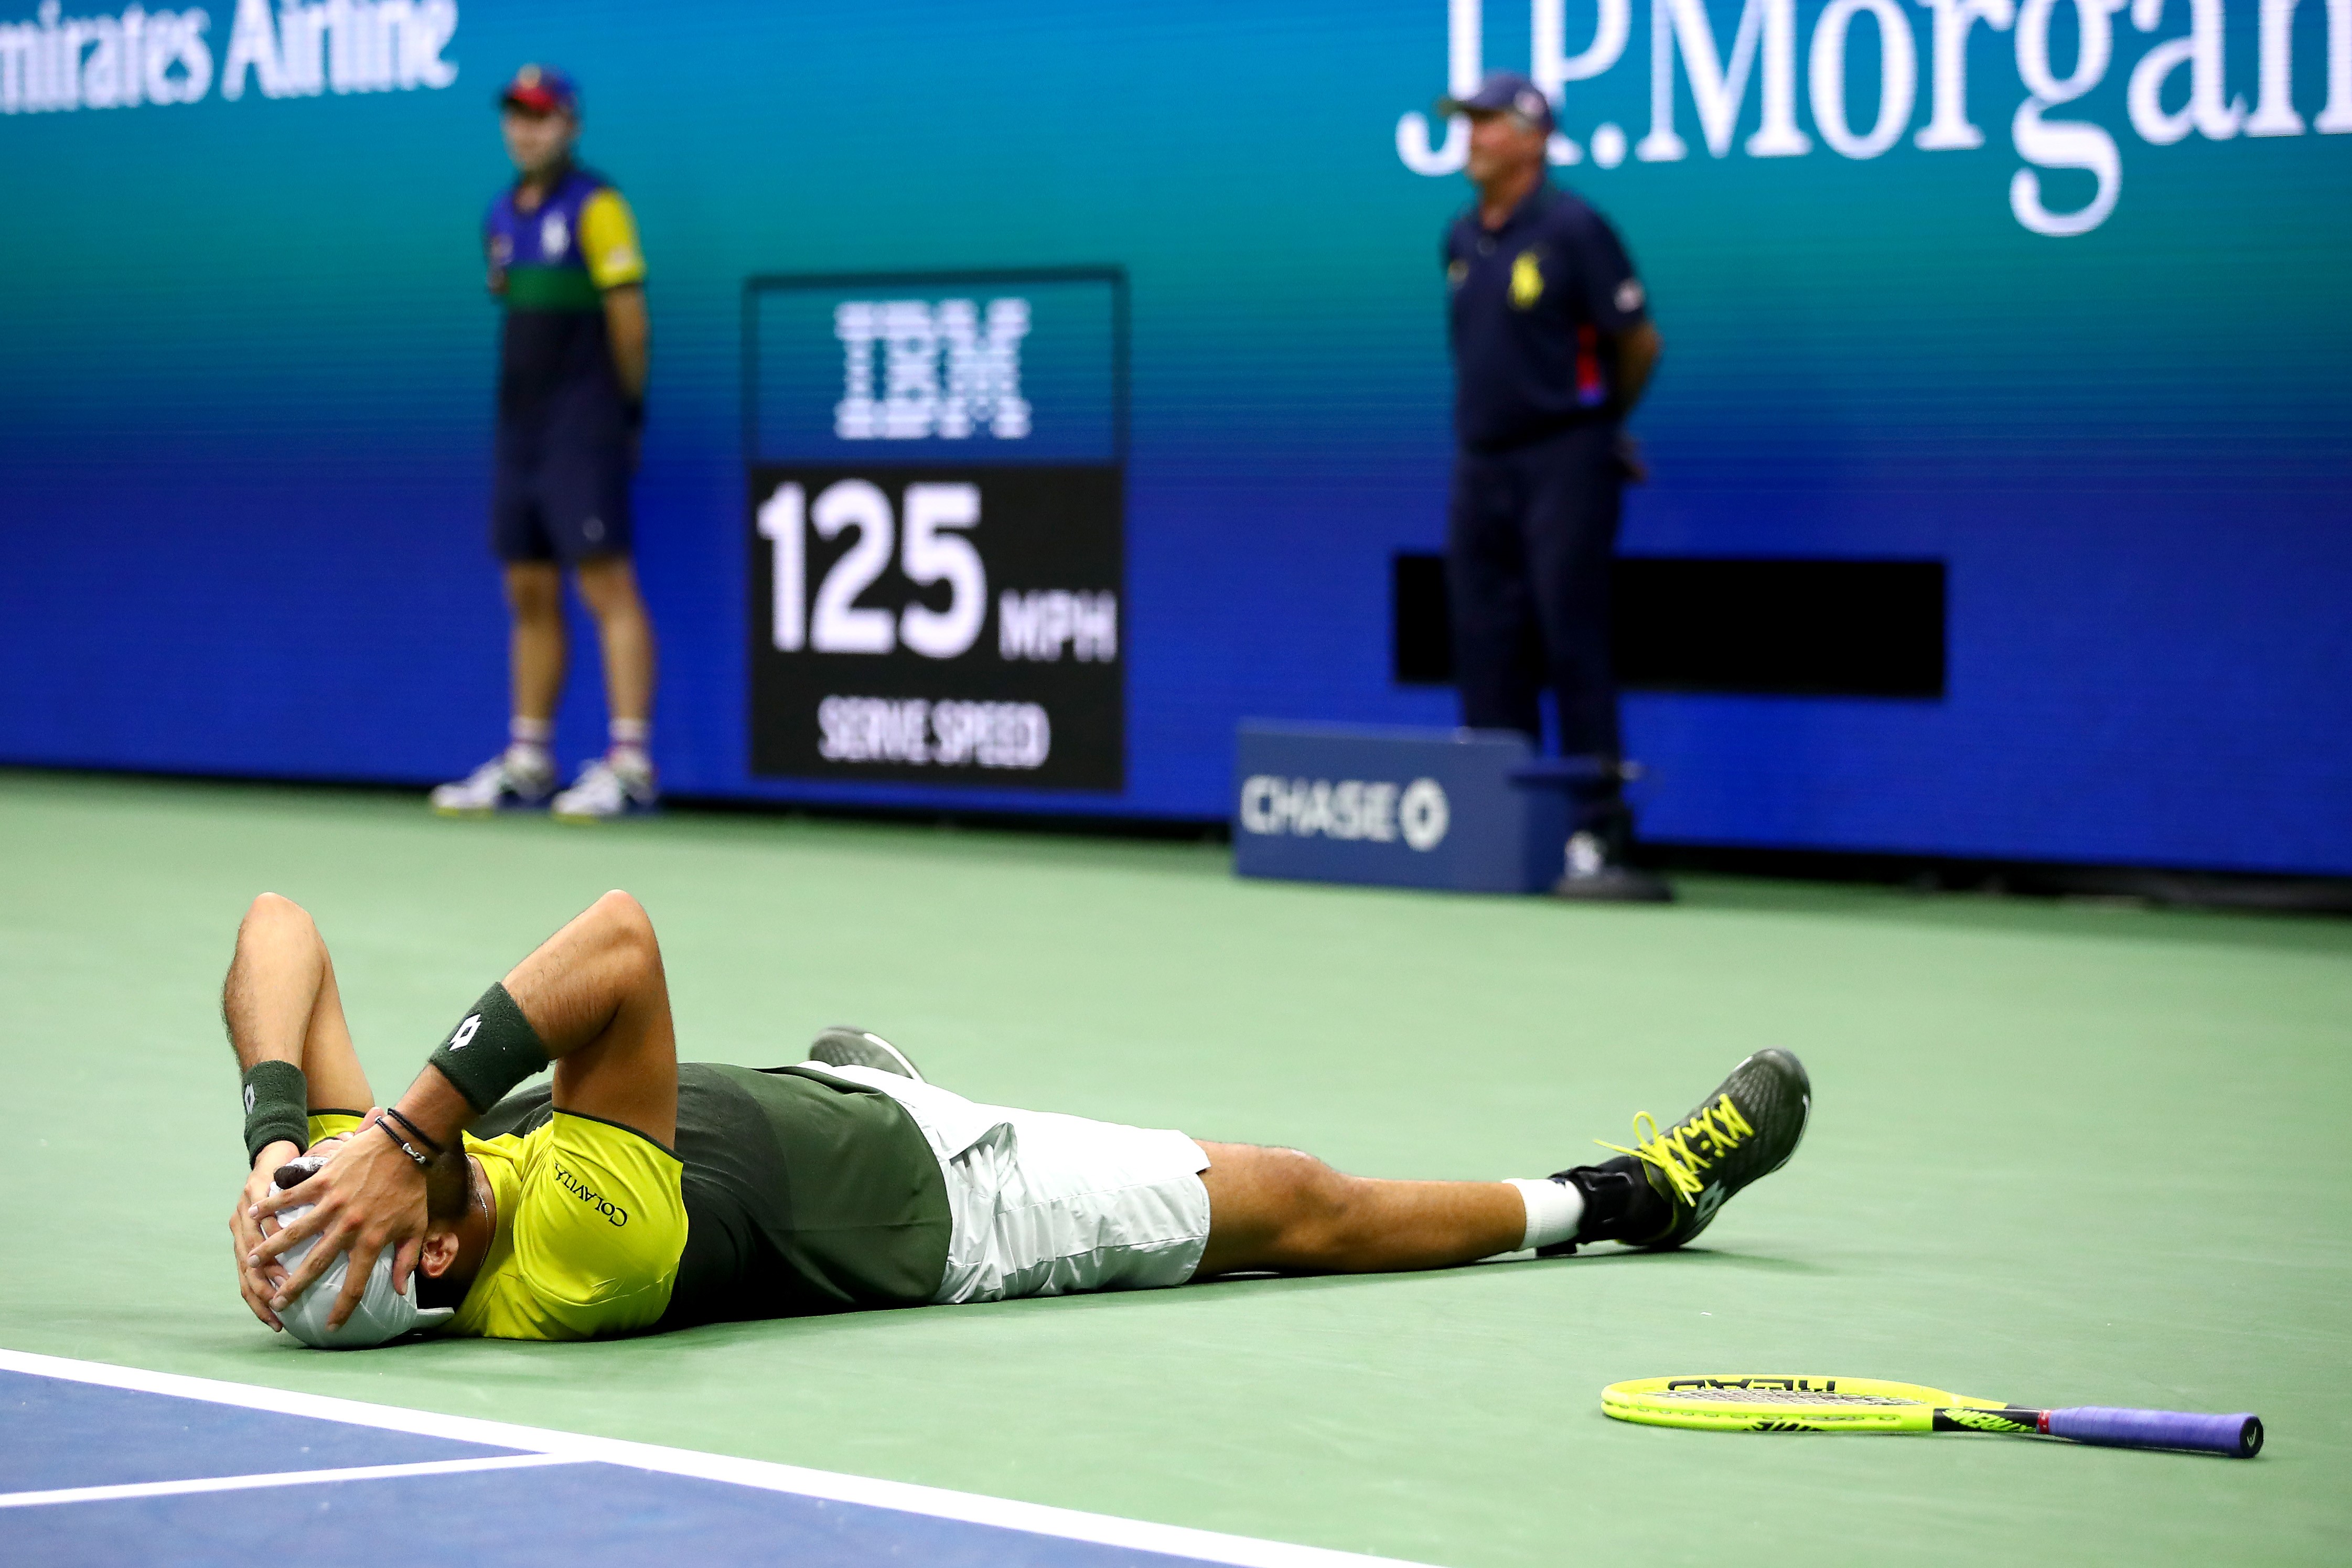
[0,1349,1435,1568]
[0,1452,579,1509]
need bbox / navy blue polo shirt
[1445,182,1648,451]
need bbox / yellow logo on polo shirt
[1510,251,1544,308]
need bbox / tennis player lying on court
[227,891,1810,1348]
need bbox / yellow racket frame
[1603,1375,2012,1435]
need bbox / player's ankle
[1564,1157,1671,1245]
[507,716,554,774]
[608,719,650,777]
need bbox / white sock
[506,717,553,771]
[1506,1177,1585,1251]
[609,718,650,774]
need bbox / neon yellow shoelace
[1596,1094,1755,1200]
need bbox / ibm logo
[834,298,1031,441]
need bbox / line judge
[1440,72,1667,901]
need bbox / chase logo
[1237,776,1449,851]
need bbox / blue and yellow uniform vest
[484,164,645,428]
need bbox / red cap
[498,63,577,116]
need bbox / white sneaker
[1564,830,1608,879]
[551,756,659,822]
[1552,829,1673,903]
[430,749,556,814]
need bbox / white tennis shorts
[798,1062,1213,1304]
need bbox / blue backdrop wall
[3,0,2347,872]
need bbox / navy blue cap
[1437,71,1556,135]
[499,63,577,116]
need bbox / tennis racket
[1603,1376,2261,1457]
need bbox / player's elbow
[589,889,658,957]
[240,892,316,940]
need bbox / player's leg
[1521,424,1663,900]
[1445,447,1544,739]
[431,472,562,812]
[1194,1048,1813,1276]
[507,560,568,727]
[1522,424,1621,768]
[573,554,656,748]
[1193,1145,1527,1275]
[551,553,660,821]
[540,431,657,820]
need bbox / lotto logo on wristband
[448,1015,481,1051]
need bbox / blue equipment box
[1232,723,1568,893]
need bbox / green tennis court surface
[3,770,2346,1566]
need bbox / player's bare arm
[246,890,680,1329]
[1614,319,1661,413]
[220,893,375,1329]
[604,283,649,403]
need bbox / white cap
[273,1205,457,1349]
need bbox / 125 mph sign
[746,465,1124,791]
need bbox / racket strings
[1597,1094,1755,1200]
[1658,1389,1922,1406]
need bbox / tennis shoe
[807,1027,926,1082]
[1542,1048,1810,1253]
[430,748,556,814]
[1552,805,1672,903]
[552,756,659,822]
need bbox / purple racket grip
[2047,1406,2263,1457]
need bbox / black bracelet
[382,1105,446,1157]
[375,1116,433,1169]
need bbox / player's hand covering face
[230,1144,303,1329]
[249,1113,431,1333]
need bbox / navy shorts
[491,417,635,566]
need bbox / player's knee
[503,565,562,621]
[1270,1153,1362,1267]
[572,557,638,617]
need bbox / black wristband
[242,1060,309,1166]
[426,983,551,1114]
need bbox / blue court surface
[0,1350,1415,1567]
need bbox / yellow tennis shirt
[306,1109,685,1341]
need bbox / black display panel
[745,270,1127,791]
[748,465,1124,789]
